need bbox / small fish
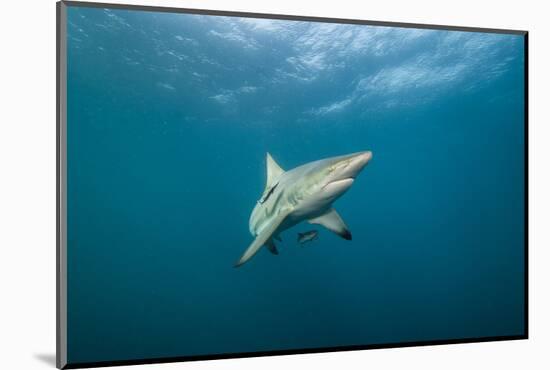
[259,182,279,204]
[297,230,318,245]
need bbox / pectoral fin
[308,208,352,240]
[235,210,290,267]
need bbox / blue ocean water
[66,6,525,364]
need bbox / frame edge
[57,1,68,369]
[61,0,527,35]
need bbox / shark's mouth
[323,177,355,190]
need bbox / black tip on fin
[234,259,244,268]
[341,230,352,241]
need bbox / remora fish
[297,230,318,245]
[235,151,372,267]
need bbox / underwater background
[66,5,525,364]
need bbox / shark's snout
[351,151,372,174]
[332,151,372,181]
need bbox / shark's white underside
[235,150,372,267]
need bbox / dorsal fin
[266,152,284,188]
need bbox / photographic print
[57,2,527,368]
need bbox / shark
[235,151,372,267]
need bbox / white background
[0,0,548,369]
